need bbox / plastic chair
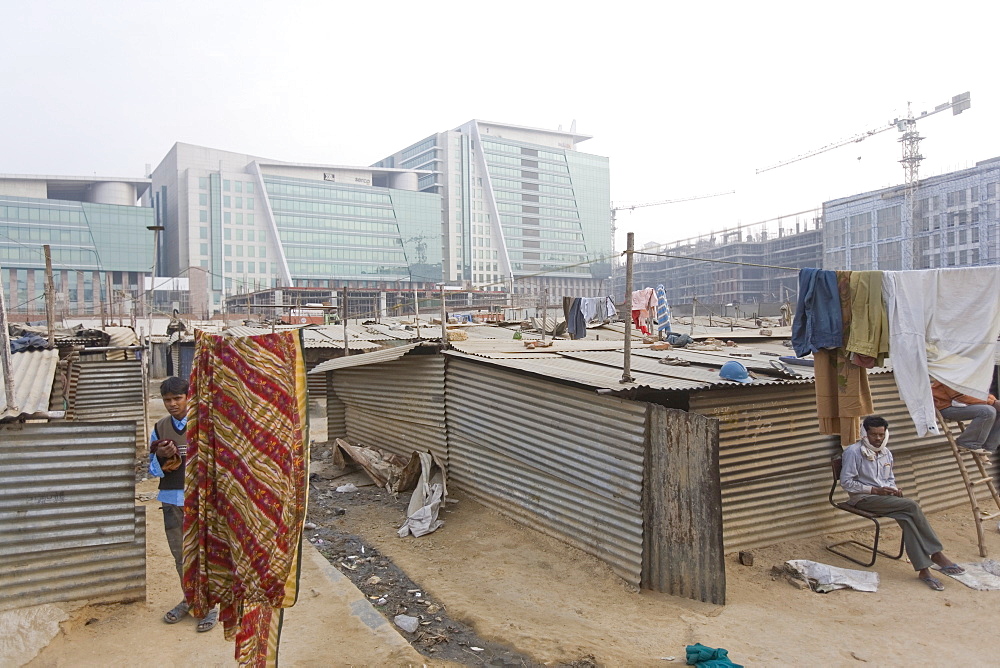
[826,455,904,567]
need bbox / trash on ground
[933,560,1000,590]
[785,559,879,593]
[334,438,422,494]
[335,483,358,493]
[685,643,742,667]
[398,451,448,538]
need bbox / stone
[393,614,420,633]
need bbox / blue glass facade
[0,194,153,315]
[263,175,442,285]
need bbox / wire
[632,251,800,272]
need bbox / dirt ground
[311,454,1000,667]
[21,388,1000,666]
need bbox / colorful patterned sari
[182,330,309,667]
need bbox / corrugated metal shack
[314,337,997,605]
[1,349,145,611]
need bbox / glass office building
[0,176,153,319]
[150,143,443,317]
[375,120,612,297]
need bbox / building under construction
[616,214,822,310]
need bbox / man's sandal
[163,601,190,624]
[939,564,966,575]
[920,576,945,591]
[197,608,219,633]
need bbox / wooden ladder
[936,409,1000,557]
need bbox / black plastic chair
[826,455,905,567]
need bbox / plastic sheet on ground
[333,438,422,495]
[934,559,1000,590]
[398,451,447,538]
[785,559,879,593]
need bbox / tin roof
[1,349,59,420]
[308,342,440,374]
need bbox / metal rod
[43,245,56,345]
[690,297,696,336]
[621,232,635,384]
[0,265,17,413]
[414,287,421,339]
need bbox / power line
[632,251,800,272]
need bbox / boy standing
[149,376,218,632]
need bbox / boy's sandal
[163,601,190,624]
[197,608,219,632]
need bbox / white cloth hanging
[882,267,1000,437]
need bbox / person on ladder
[931,379,1000,455]
[841,415,966,591]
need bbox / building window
[199,193,208,206]
[235,181,242,193]
[246,182,254,194]
[246,198,254,210]
[223,180,231,191]
[224,195,231,207]
[200,243,209,256]
[200,227,209,239]
[225,261,232,272]
[199,209,208,222]
[224,212,231,224]
[236,213,243,224]
[235,197,243,209]
[236,261,243,273]
[198,177,208,190]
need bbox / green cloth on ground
[686,643,743,668]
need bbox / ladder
[936,410,1000,557]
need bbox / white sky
[3,1,998,255]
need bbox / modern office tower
[0,174,154,321]
[374,120,612,298]
[823,157,1000,270]
[149,143,442,318]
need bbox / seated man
[840,415,965,591]
[931,379,1000,454]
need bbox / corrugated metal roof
[301,329,381,350]
[363,323,422,340]
[444,350,708,391]
[309,342,438,374]
[1,349,59,420]
[450,339,632,358]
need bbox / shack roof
[0,349,59,421]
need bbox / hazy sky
[3,1,998,253]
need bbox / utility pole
[106,273,115,326]
[0,266,17,414]
[414,287,421,339]
[621,232,635,384]
[43,245,56,345]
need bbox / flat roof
[467,119,593,143]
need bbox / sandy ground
[326,487,1000,667]
[18,387,1000,667]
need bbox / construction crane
[755,92,971,268]
[610,190,735,251]
[755,92,971,175]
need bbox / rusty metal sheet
[0,506,146,613]
[0,421,137,556]
[310,342,433,375]
[1,349,59,420]
[643,405,725,604]
[445,357,646,586]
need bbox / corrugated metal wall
[445,357,647,586]
[643,406,725,604]
[689,372,998,553]
[1,507,146,613]
[0,421,145,612]
[0,421,138,555]
[70,359,147,446]
[326,374,346,441]
[333,355,447,464]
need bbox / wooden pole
[541,288,548,343]
[342,288,349,356]
[414,287,421,339]
[440,285,447,342]
[0,266,17,413]
[43,245,56,345]
[105,273,115,326]
[621,232,635,384]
